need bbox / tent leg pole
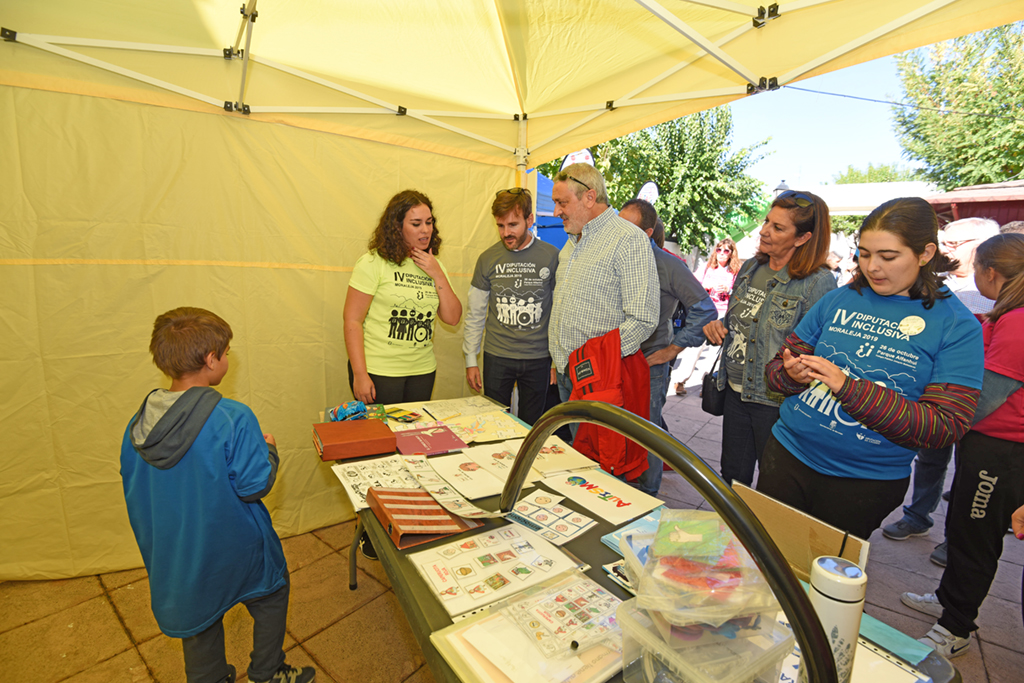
[236,4,257,110]
[515,118,529,188]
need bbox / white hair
[554,163,609,205]
[942,217,1000,243]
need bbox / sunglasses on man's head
[776,190,814,208]
[568,175,592,191]
[495,187,530,198]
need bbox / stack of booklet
[430,570,624,683]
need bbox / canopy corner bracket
[752,4,780,29]
[224,101,251,115]
[606,100,617,111]
[513,113,529,121]
[1,27,17,42]
[239,4,258,22]
[223,47,243,60]
[746,76,779,94]
[396,106,407,116]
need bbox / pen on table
[422,407,438,421]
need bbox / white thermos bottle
[802,556,868,683]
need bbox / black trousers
[482,352,552,425]
[720,385,780,486]
[937,430,1024,637]
[347,361,435,405]
[182,574,289,683]
[757,434,909,541]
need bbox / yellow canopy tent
[2,0,1021,579]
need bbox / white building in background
[733,181,936,261]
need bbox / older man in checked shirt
[548,163,659,448]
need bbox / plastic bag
[637,510,778,627]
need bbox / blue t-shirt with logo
[772,285,983,480]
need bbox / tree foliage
[893,22,1024,191]
[537,107,769,251]
[830,215,865,236]
[832,163,922,184]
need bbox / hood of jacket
[130,386,222,470]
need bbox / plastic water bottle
[800,556,867,683]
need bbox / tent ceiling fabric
[3,0,1022,169]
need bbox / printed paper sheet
[461,441,543,488]
[542,469,661,526]
[429,452,506,500]
[504,489,597,546]
[444,411,531,443]
[418,396,508,421]
[409,526,578,617]
[330,455,420,510]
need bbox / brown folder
[312,418,396,461]
[366,487,483,550]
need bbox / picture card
[524,435,598,476]
[428,452,505,500]
[504,488,597,545]
[543,468,661,525]
[484,572,511,591]
[409,526,578,617]
[460,441,543,487]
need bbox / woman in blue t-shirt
[756,197,984,540]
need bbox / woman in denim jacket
[703,190,836,486]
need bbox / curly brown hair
[368,190,442,265]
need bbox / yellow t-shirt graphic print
[350,250,449,377]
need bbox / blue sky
[729,56,914,192]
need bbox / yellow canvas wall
[0,84,514,579]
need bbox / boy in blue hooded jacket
[120,307,314,683]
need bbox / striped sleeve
[764,332,815,397]
[833,379,980,449]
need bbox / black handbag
[701,348,726,416]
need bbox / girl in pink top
[673,238,740,395]
[700,238,740,317]
[902,233,1024,657]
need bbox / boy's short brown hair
[150,307,233,379]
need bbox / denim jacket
[714,258,837,407]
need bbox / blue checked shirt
[549,208,659,372]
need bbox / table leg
[349,517,362,591]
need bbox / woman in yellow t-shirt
[344,190,462,405]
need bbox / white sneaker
[918,623,970,658]
[900,591,943,618]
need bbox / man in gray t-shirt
[463,188,560,425]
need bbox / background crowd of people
[336,169,1024,662]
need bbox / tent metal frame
[2,0,960,169]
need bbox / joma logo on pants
[971,471,999,519]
